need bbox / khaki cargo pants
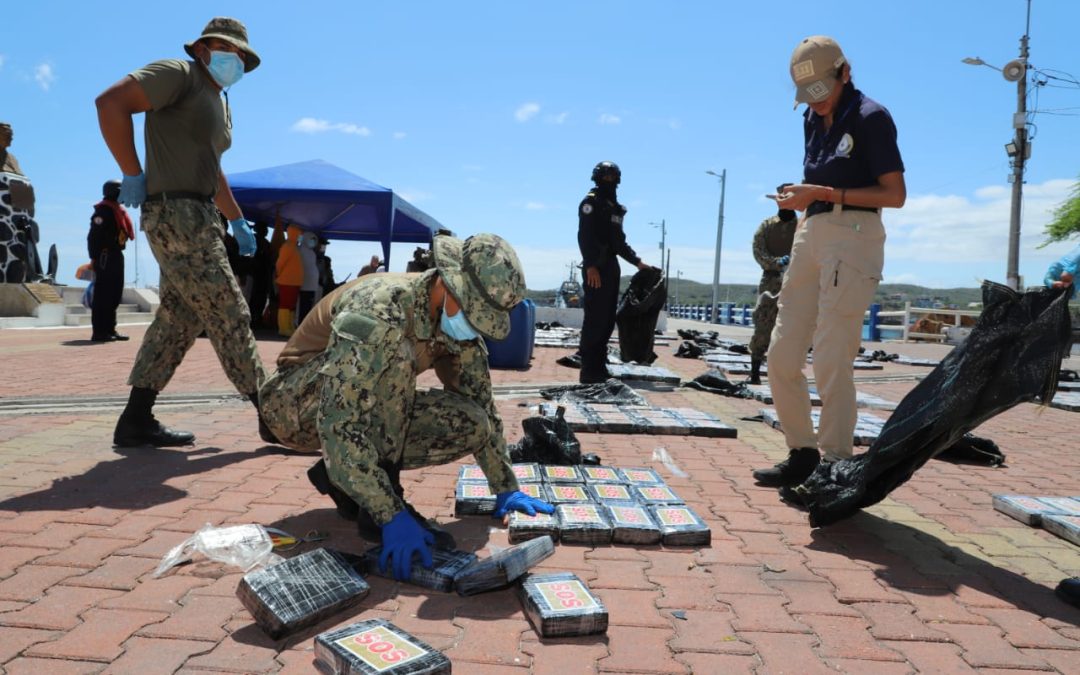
[766,205,885,461]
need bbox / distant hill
[528,278,987,311]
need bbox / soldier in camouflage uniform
[260,233,554,581]
[96,18,269,447]
[748,198,798,384]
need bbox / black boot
[307,459,362,522]
[747,358,763,386]
[113,387,195,447]
[751,447,820,487]
[248,392,280,445]
[383,462,456,550]
[1056,577,1080,608]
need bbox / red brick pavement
[0,324,1077,673]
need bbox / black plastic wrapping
[540,379,647,406]
[508,511,561,544]
[605,503,663,545]
[790,283,1073,527]
[518,572,608,637]
[508,408,584,465]
[314,618,451,675]
[363,547,478,592]
[236,548,369,639]
[616,266,667,364]
[454,535,556,596]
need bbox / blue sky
[3,0,1080,292]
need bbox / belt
[143,191,213,203]
[806,201,879,218]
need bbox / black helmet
[102,179,122,201]
[591,161,621,185]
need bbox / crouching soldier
[259,233,554,581]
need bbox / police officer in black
[576,161,651,384]
[88,180,133,342]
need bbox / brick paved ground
[0,323,1078,674]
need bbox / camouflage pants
[128,199,265,394]
[260,355,491,469]
[749,271,784,359]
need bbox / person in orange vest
[275,224,303,336]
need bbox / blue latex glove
[1044,243,1080,299]
[494,490,556,518]
[777,255,791,268]
[229,217,257,257]
[378,509,434,581]
[118,173,147,208]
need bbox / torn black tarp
[616,267,667,364]
[509,408,584,465]
[787,282,1072,527]
[675,341,705,359]
[540,379,647,406]
[682,369,754,399]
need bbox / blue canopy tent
[228,159,445,268]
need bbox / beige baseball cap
[790,36,846,106]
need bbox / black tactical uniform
[576,161,642,383]
[87,181,130,342]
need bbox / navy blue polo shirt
[803,83,904,189]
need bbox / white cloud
[545,112,569,125]
[34,63,54,91]
[291,117,371,136]
[392,131,407,140]
[0,55,6,70]
[515,102,540,122]
[524,202,546,211]
[397,189,432,203]
[598,113,621,125]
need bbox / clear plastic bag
[651,446,688,478]
[153,523,280,578]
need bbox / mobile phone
[765,194,780,200]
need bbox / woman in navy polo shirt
[753,36,906,489]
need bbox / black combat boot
[1056,577,1080,609]
[751,447,820,488]
[113,387,196,447]
[248,392,280,445]
[384,462,457,550]
[747,358,763,385]
[307,459,362,522]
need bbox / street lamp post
[705,169,726,322]
[963,0,1032,291]
[675,270,682,306]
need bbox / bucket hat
[433,233,526,340]
[185,17,261,73]
[790,35,846,106]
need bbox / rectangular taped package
[363,547,478,592]
[517,482,549,501]
[556,503,613,545]
[632,484,684,505]
[518,572,608,637]
[541,465,584,483]
[512,463,542,483]
[546,484,592,504]
[604,503,662,545]
[1037,496,1080,517]
[457,464,486,482]
[454,535,556,596]
[1041,514,1080,546]
[581,466,624,484]
[992,494,1065,526]
[619,467,664,485]
[508,510,560,544]
[236,548,369,639]
[648,504,711,546]
[589,483,634,503]
[455,480,497,516]
[315,618,451,675]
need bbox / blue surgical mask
[440,296,480,341]
[207,51,244,89]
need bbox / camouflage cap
[184,17,261,73]
[433,233,526,340]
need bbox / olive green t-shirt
[129,59,231,196]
